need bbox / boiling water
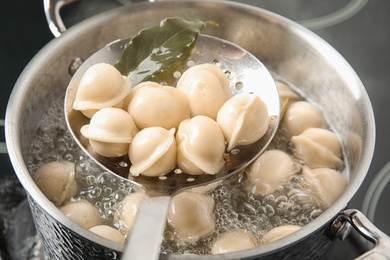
[27,84,342,255]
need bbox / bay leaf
[114,17,212,85]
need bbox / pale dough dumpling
[302,166,347,208]
[261,225,301,243]
[81,107,138,157]
[127,81,190,130]
[89,225,126,244]
[177,63,232,120]
[291,127,343,169]
[73,63,132,118]
[282,101,326,136]
[60,199,101,229]
[211,230,257,254]
[33,161,77,207]
[176,116,225,175]
[128,127,177,177]
[245,150,296,196]
[275,80,300,101]
[167,191,215,243]
[217,94,269,151]
[114,192,145,234]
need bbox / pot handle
[336,209,390,259]
[43,0,78,37]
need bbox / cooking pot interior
[6,0,375,258]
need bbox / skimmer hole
[235,82,244,91]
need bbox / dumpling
[261,225,301,243]
[127,81,190,130]
[282,101,326,136]
[177,64,232,120]
[73,63,132,118]
[275,80,300,101]
[114,192,145,234]
[33,161,77,207]
[211,230,257,254]
[291,127,343,169]
[80,107,138,157]
[128,127,177,177]
[176,116,225,175]
[89,225,126,244]
[167,191,215,243]
[217,94,269,151]
[60,199,101,229]
[301,166,347,208]
[245,150,296,196]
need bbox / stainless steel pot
[5,0,389,259]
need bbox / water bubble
[310,209,323,220]
[66,140,80,151]
[98,172,115,185]
[257,206,267,215]
[275,195,288,204]
[265,205,275,217]
[276,201,291,215]
[271,215,283,226]
[64,154,75,163]
[240,202,256,215]
[86,175,97,186]
[103,187,113,196]
[89,186,102,199]
[263,194,276,205]
[104,201,116,210]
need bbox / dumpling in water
[127,81,190,130]
[291,127,343,169]
[128,127,177,177]
[275,80,300,101]
[261,225,301,243]
[33,161,77,207]
[167,191,215,243]
[177,64,232,120]
[301,166,347,208]
[176,116,225,175]
[73,63,132,118]
[60,199,101,229]
[89,225,126,244]
[114,192,145,234]
[211,230,257,254]
[217,93,269,151]
[81,107,138,157]
[282,101,326,136]
[245,150,296,196]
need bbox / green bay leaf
[114,17,212,86]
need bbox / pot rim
[5,0,375,258]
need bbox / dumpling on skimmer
[177,63,232,120]
[128,127,177,177]
[81,107,138,157]
[127,81,190,130]
[217,94,269,152]
[176,115,225,175]
[73,63,132,118]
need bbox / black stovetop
[1,1,389,259]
